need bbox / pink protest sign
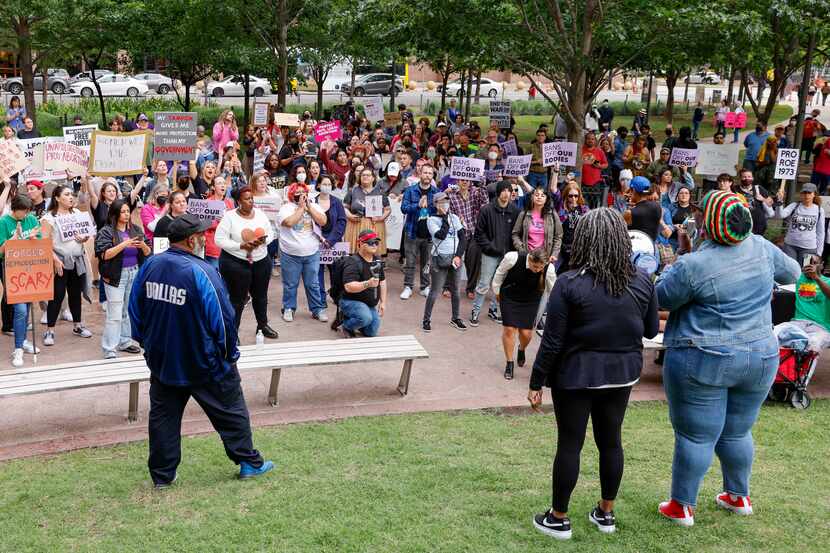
[314,121,342,142]
[724,111,747,129]
[724,112,737,128]
[735,112,747,129]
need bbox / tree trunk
[348,56,356,101]
[464,72,473,121]
[243,73,251,130]
[184,80,191,112]
[473,70,482,104]
[726,66,736,105]
[13,17,37,127]
[665,71,679,125]
[314,66,324,119]
[645,70,654,120]
[390,60,397,113]
[276,0,289,108]
[440,66,450,113]
[682,71,690,103]
[40,66,48,104]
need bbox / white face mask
[193,236,206,259]
[319,184,332,195]
[488,151,498,161]
[296,172,307,183]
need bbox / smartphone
[803,255,816,268]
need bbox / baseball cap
[433,192,448,203]
[386,162,401,177]
[437,122,447,127]
[137,113,149,121]
[801,182,818,193]
[358,229,379,244]
[27,180,45,189]
[167,213,212,243]
[639,108,647,115]
[619,169,633,182]
[660,147,671,154]
[630,176,651,193]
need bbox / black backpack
[329,254,357,303]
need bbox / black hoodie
[475,198,519,257]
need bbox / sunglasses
[363,239,380,246]
[567,194,580,198]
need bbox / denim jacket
[656,235,800,347]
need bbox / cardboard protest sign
[774,148,800,180]
[153,237,170,255]
[669,147,698,167]
[19,137,66,181]
[153,112,198,161]
[253,102,270,127]
[383,111,402,128]
[44,142,88,175]
[449,157,486,181]
[365,195,384,218]
[253,195,280,222]
[542,141,578,167]
[187,199,227,221]
[386,198,404,250]
[363,97,385,122]
[274,112,300,127]
[55,212,95,241]
[62,124,98,154]
[3,238,54,304]
[489,100,511,129]
[319,242,351,265]
[313,120,342,142]
[503,154,533,177]
[696,144,739,176]
[89,130,151,176]
[0,140,29,180]
[502,138,518,157]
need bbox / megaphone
[629,230,659,276]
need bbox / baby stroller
[768,348,819,409]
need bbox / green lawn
[1,401,828,552]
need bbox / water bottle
[256,329,264,351]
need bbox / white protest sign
[55,212,95,241]
[489,100,511,129]
[386,198,404,250]
[363,97,385,122]
[187,199,227,221]
[365,195,384,218]
[253,102,270,127]
[62,125,98,154]
[89,130,151,176]
[19,137,66,181]
[449,156,485,181]
[503,155,533,177]
[669,147,698,168]
[502,138,518,157]
[319,242,351,265]
[542,141,577,167]
[153,112,198,161]
[253,195,281,222]
[274,112,300,127]
[484,168,502,182]
[774,148,800,180]
[44,141,88,175]
[153,237,169,254]
[696,143,740,176]
[0,140,29,180]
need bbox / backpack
[329,254,357,303]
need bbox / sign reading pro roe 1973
[774,148,800,180]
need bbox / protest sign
[19,137,66,181]
[62,124,98,153]
[187,199,227,221]
[153,237,169,254]
[774,148,800,180]
[541,141,578,167]
[314,120,342,142]
[55,212,95,241]
[450,157,485,181]
[274,112,300,127]
[363,97,385,122]
[0,140,29,180]
[365,195,384,218]
[383,111,402,128]
[669,147,699,168]
[44,142,88,175]
[319,242,351,265]
[253,150,266,174]
[253,102,270,127]
[725,112,737,129]
[725,111,747,129]
[503,154,533,177]
[502,138,518,157]
[489,100,511,129]
[484,168,502,182]
[386,198,404,250]
[3,239,54,304]
[153,112,197,161]
[89,130,151,176]
[696,143,740,176]
[253,195,281,222]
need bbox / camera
[370,260,385,279]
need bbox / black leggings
[219,251,272,330]
[47,267,83,327]
[550,386,632,513]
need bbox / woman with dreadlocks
[529,208,659,540]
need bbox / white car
[685,72,721,85]
[438,77,502,98]
[206,75,271,97]
[69,74,149,98]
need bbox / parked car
[685,71,721,85]
[437,78,503,98]
[68,74,149,98]
[70,69,114,84]
[206,75,271,97]
[341,73,404,96]
[3,69,71,95]
[133,72,180,94]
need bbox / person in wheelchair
[774,255,830,352]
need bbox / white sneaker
[315,310,329,322]
[61,308,73,322]
[100,301,108,313]
[400,287,413,300]
[22,340,40,354]
[40,311,47,324]
[419,286,431,297]
[10,348,23,368]
[282,309,294,322]
[43,331,55,346]
[72,326,93,338]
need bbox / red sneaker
[658,499,695,527]
[715,492,753,515]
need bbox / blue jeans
[732,127,740,143]
[280,251,325,314]
[691,120,701,139]
[527,171,548,189]
[339,298,380,337]
[13,302,29,348]
[102,266,138,355]
[663,335,778,506]
[472,253,500,314]
[317,264,332,310]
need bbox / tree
[296,0,348,118]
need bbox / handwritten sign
[489,100,511,129]
[365,195,384,218]
[274,112,300,127]
[484,168,502,182]
[314,120,342,142]
[0,140,29,180]
[503,154,533,177]
[386,198,404,250]
[363,97,385,122]
[187,198,227,222]
[89,130,151,176]
[319,241,351,265]
[44,142,88,175]
[19,137,66,181]
[502,138,518,157]
[153,237,169,254]
[153,112,197,161]
[55,212,95,241]
[450,157,485,181]
[724,111,748,129]
[774,148,800,180]
[383,111,402,128]
[253,102,270,127]
[696,143,739,176]
[669,147,699,168]
[542,141,577,167]
[253,195,281,222]
[3,238,54,304]
[62,124,98,154]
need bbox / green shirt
[794,274,830,331]
[0,214,41,257]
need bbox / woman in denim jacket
[655,191,800,526]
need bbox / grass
[0,401,828,552]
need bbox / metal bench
[0,335,428,422]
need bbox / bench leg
[128,382,139,423]
[397,359,413,396]
[268,368,282,406]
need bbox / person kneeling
[775,255,830,352]
[340,230,387,338]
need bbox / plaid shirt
[449,185,489,234]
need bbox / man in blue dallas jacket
[129,213,273,488]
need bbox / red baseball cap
[27,180,45,189]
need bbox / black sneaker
[533,511,572,540]
[450,318,467,331]
[588,504,616,534]
[504,361,514,380]
[422,320,432,333]
[488,307,502,323]
[517,349,526,367]
[154,473,177,490]
[258,324,279,339]
[469,310,480,327]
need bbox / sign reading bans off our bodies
[187,199,227,222]
[153,112,198,161]
[541,141,578,167]
[449,157,485,181]
[89,130,151,176]
[669,147,699,168]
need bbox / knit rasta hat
[701,190,753,246]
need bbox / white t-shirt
[253,189,283,237]
[277,202,324,257]
[214,208,275,262]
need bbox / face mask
[755,126,763,133]
[488,151,498,161]
[437,202,450,211]
[193,236,206,259]
[296,173,307,183]
[157,196,168,206]
[319,184,332,195]
[403,140,412,147]
[426,150,436,159]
